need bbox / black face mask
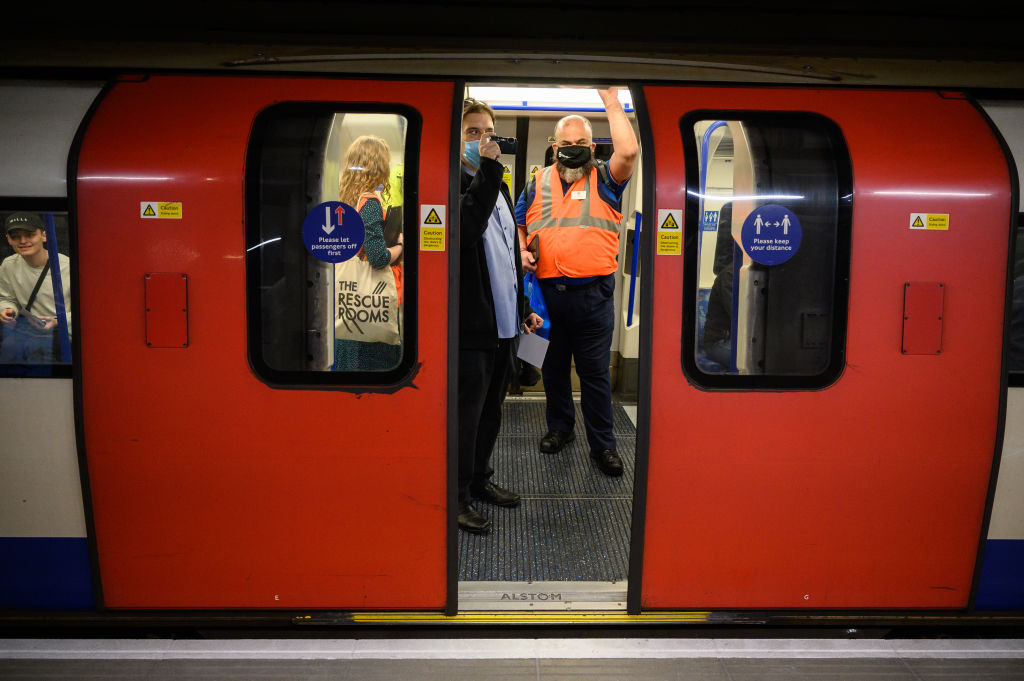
[556,145,592,169]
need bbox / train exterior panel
[76,76,454,608]
[977,390,1024,609]
[974,99,1024,610]
[0,71,1021,623]
[0,82,101,609]
[0,378,92,609]
[641,87,1011,608]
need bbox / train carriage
[1,64,1023,625]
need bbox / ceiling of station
[4,2,1023,88]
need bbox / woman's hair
[338,135,391,206]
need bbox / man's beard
[556,158,595,184]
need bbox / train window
[246,105,419,386]
[682,113,852,389]
[1010,214,1024,384]
[0,208,72,377]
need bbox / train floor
[458,397,636,608]
[2,638,1024,680]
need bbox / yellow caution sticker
[909,213,949,230]
[140,202,183,219]
[420,204,446,251]
[421,228,445,251]
[423,208,443,225]
[658,232,681,255]
[657,208,682,255]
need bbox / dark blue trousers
[540,274,616,452]
[458,339,514,504]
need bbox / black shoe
[471,482,521,508]
[457,502,491,534]
[539,429,575,453]
[590,449,624,477]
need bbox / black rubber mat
[458,399,636,582]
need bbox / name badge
[571,190,587,200]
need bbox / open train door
[76,76,457,609]
[633,86,1013,611]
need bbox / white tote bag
[334,254,401,345]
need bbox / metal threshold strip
[459,580,626,611]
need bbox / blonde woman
[334,135,404,371]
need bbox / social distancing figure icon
[740,204,802,266]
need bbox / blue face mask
[463,140,481,169]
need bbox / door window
[0,208,72,376]
[683,113,852,388]
[1010,215,1024,383]
[246,105,418,386]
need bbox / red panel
[641,87,1011,608]
[76,76,454,608]
[144,273,188,348]
[902,281,945,355]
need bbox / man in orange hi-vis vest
[514,88,638,477]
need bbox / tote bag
[335,254,401,345]
[335,190,401,346]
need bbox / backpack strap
[24,262,50,313]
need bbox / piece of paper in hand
[517,332,548,368]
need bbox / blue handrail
[627,211,641,326]
[42,213,71,364]
[699,121,728,222]
[697,121,729,268]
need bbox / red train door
[635,86,1012,609]
[76,76,455,608]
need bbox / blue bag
[523,272,549,339]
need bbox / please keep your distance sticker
[302,202,365,263]
[740,204,802,266]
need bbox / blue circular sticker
[301,202,364,263]
[739,204,802,266]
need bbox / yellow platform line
[345,611,713,624]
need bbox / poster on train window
[740,204,802,266]
[301,201,365,263]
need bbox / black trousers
[540,274,616,453]
[458,338,514,504]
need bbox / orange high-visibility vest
[524,165,623,279]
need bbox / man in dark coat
[458,97,543,534]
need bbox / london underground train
[1,61,1023,627]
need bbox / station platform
[2,637,1023,680]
